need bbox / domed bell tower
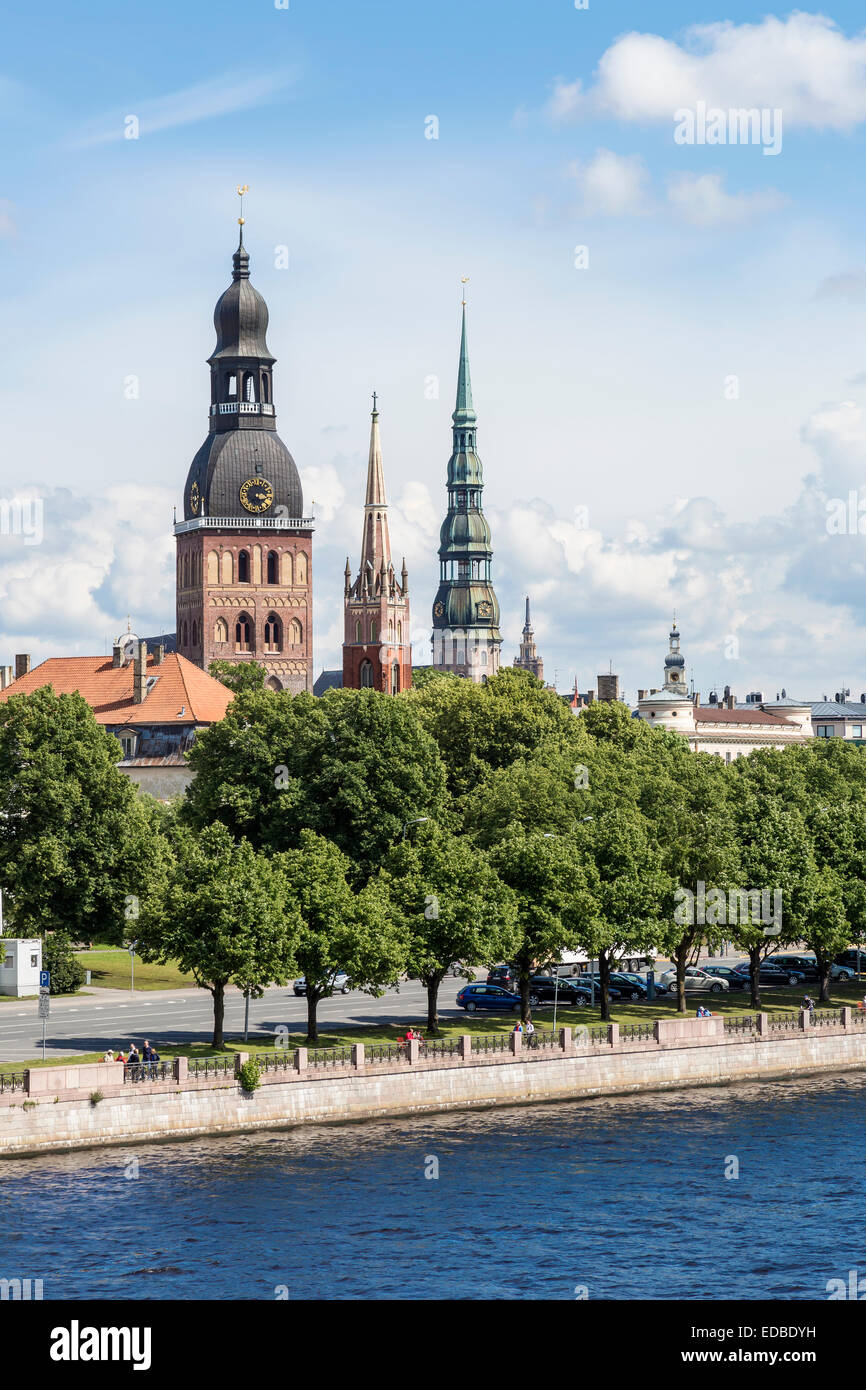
[175,190,314,692]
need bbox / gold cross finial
[237,184,249,226]
[461,275,469,307]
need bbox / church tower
[513,596,544,682]
[174,206,314,692]
[431,299,502,681]
[663,618,686,693]
[342,397,412,692]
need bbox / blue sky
[4,1,866,699]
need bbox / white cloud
[666,172,787,225]
[568,149,651,216]
[549,14,866,130]
[74,69,297,146]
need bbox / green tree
[488,829,594,1023]
[0,688,163,943]
[208,659,266,693]
[43,930,86,995]
[137,823,297,1048]
[379,828,519,1034]
[184,688,449,881]
[277,830,405,1042]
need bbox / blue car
[456,983,522,1014]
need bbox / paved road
[0,978,478,1063]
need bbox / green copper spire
[453,304,476,424]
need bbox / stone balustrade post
[174,1057,188,1083]
[351,1043,365,1070]
[408,1039,420,1065]
[653,1020,662,1044]
[608,1023,620,1048]
[756,1013,769,1036]
[509,1030,523,1056]
[799,1008,811,1031]
[459,1035,472,1061]
[234,1052,249,1076]
[841,1007,852,1030]
[294,1047,308,1073]
[559,1027,572,1053]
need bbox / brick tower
[342,397,412,692]
[174,211,314,692]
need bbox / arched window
[238,550,250,583]
[191,620,198,647]
[388,619,394,641]
[221,551,233,585]
[360,660,374,688]
[355,620,361,643]
[180,621,187,647]
[288,617,302,646]
[207,552,219,585]
[214,618,228,644]
[397,621,402,644]
[281,552,292,585]
[261,374,270,404]
[244,372,256,402]
[266,675,282,691]
[370,618,377,643]
[391,663,400,694]
[267,551,278,584]
[226,373,237,398]
[295,552,307,585]
[235,615,252,652]
[264,614,282,652]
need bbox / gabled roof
[809,701,866,719]
[0,653,233,727]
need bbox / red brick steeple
[342,397,412,692]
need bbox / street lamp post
[402,818,429,839]
[129,941,138,994]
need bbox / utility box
[0,939,42,997]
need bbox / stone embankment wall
[2,1010,865,1157]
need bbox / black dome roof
[184,429,303,520]
[209,240,274,363]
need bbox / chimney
[0,666,13,689]
[154,644,165,666]
[586,689,595,704]
[693,692,700,706]
[133,641,148,704]
[637,689,646,701]
[725,693,736,710]
[112,643,123,669]
[14,654,30,679]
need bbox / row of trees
[1,670,865,1044]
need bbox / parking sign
[39,970,50,990]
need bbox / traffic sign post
[38,989,49,1060]
[40,970,50,990]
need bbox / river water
[2,1072,862,1300]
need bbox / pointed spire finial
[461,274,469,307]
[237,184,248,241]
[372,389,378,416]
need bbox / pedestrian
[102,1048,115,1063]
[141,1039,160,1078]
[524,1017,535,1036]
[801,995,815,1013]
[858,995,866,1014]
[513,1020,523,1033]
[126,1043,140,1081]
[115,1048,127,1065]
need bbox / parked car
[456,983,521,1014]
[834,949,866,974]
[486,965,519,989]
[732,962,805,987]
[566,972,623,1001]
[829,962,857,982]
[767,954,821,981]
[607,972,647,1000]
[662,967,729,994]
[701,965,749,990]
[527,975,593,1006]
[293,971,352,997]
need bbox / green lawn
[76,950,195,992]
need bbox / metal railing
[122,1061,172,1083]
[174,516,315,535]
[365,1042,408,1065]
[188,1056,234,1078]
[619,1022,655,1042]
[811,1009,840,1028]
[523,1030,558,1050]
[258,1051,295,1073]
[420,1038,461,1060]
[724,1016,756,1035]
[768,1013,800,1033]
[471,1033,510,1055]
[0,1072,25,1093]
[307,1046,353,1070]
[210,401,276,416]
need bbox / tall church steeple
[174,195,314,692]
[431,296,502,682]
[343,396,412,693]
[513,596,544,682]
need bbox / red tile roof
[694,706,795,726]
[0,653,233,726]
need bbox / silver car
[661,966,729,994]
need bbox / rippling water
[2,1072,863,1300]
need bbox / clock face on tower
[189,481,200,516]
[433,601,444,618]
[239,477,274,514]
[477,600,492,618]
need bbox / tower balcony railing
[209,402,276,417]
[174,515,315,535]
